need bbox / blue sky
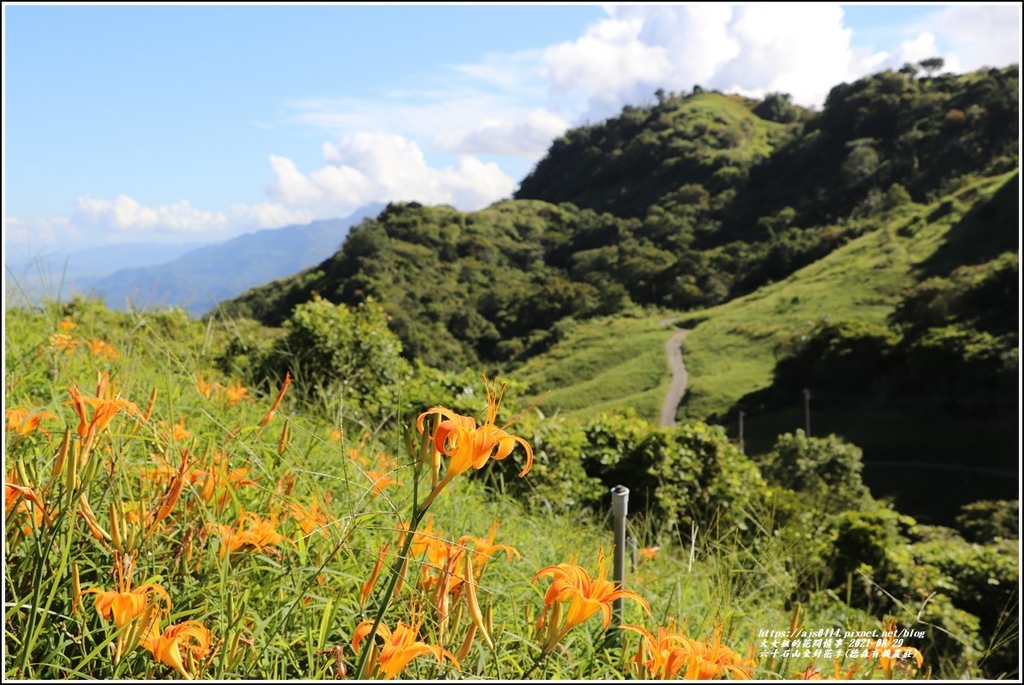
[3,3,1021,254]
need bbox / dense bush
[956,500,1020,543]
[256,295,411,422]
[758,430,872,514]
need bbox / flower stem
[521,644,554,680]
[353,427,433,679]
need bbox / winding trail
[658,318,691,428]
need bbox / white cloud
[878,31,962,75]
[932,5,1021,71]
[267,132,516,214]
[267,155,324,205]
[451,49,547,92]
[228,202,314,228]
[2,197,317,255]
[543,12,673,108]
[542,4,865,112]
[434,108,570,158]
[714,5,858,106]
[74,195,230,234]
[3,215,77,252]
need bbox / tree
[760,430,871,513]
[753,92,801,124]
[258,295,411,416]
[899,62,920,78]
[919,57,945,77]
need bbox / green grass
[0,301,784,680]
[513,310,677,423]
[510,173,1015,430]
[6,291,1015,679]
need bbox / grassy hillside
[513,310,676,422]
[512,171,1018,524]
[679,171,1017,420]
[5,298,1018,679]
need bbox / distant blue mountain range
[4,203,383,316]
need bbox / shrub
[956,500,1019,543]
[759,430,872,514]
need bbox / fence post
[610,484,629,631]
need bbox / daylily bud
[65,440,80,510]
[464,553,493,649]
[277,420,291,456]
[455,623,477,662]
[78,493,112,542]
[51,427,72,484]
[109,501,123,550]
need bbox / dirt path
[658,318,691,428]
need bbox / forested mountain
[220,65,1018,379]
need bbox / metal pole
[738,410,745,454]
[610,485,629,629]
[803,388,811,436]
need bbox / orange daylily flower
[5,469,50,534]
[5,407,58,435]
[194,453,255,512]
[352,620,458,680]
[194,373,219,398]
[360,543,391,608]
[533,547,651,650]
[622,622,700,679]
[364,467,403,498]
[287,495,334,537]
[49,332,79,353]
[459,519,520,582]
[89,583,171,628]
[224,380,250,405]
[65,371,141,450]
[84,338,119,359]
[796,664,824,680]
[148,450,193,528]
[59,317,76,332]
[141,619,211,679]
[868,618,924,678]
[162,418,192,442]
[211,512,288,557]
[685,624,757,680]
[85,554,171,630]
[416,377,533,507]
[399,517,451,569]
[795,659,861,679]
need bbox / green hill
[222,66,1018,371]
[513,171,1019,524]
[7,64,1020,681]
[216,66,1018,518]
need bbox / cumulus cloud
[877,31,962,75]
[3,197,317,255]
[932,5,1021,71]
[290,88,563,161]
[544,11,673,108]
[543,4,868,112]
[267,132,516,214]
[434,108,570,158]
[539,3,1020,118]
[228,202,314,229]
[713,5,859,106]
[74,195,230,234]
